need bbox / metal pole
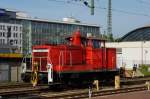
[17,65,18,82]
[88,86,92,99]
[107,0,112,41]
[141,41,143,65]
[141,33,144,65]
[90,0,94,15]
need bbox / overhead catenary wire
[136,0,150,5]
[48,0,150,17]
[135,0,150,10]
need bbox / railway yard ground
[0,76,150,99]
[92,90,150,99]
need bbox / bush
[139,65,150,76]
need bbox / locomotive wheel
[31,71,38,86]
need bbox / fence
[117,58,150,69]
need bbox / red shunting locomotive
[22,30,118,86]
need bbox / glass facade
[0,9,100,55]
[31,21,100,46]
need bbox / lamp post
[141,41,143,65]
[141,32,144,65]
[145,50,148,65]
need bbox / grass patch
[139,65,150,76]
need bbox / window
[14,40,18,44]
[16,40,18,44]
[20,40,22,44]
[3,32,5,37]
[20,27,22,31]
[13,26,15,31]
[16,33,18,37]
[0,25,2,30]
[2,39,5,44]
[13,33,15,37]
[93,40,100,48]
[7,26,11,37]
[16,26,18,31]
[0,32,2,37]
[3,25,5,30]
[20,33,22,38]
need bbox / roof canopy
[120,26,150,42]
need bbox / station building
[106,26,150,69]
[0,23,22,53]
[0,8,100,55]
[0,8,100,82]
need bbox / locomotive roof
[66,35,106,41]
[86,36,106,41]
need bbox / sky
[0,0,150,38]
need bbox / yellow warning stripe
[0,53,23,58]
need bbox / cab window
[93,40,100,48]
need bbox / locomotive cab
[86,38,105,48]
[66,30,106,50]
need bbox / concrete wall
[0,63,9,82]
[11,66,21,82]
[0,60,22,82]
[106,41,150,69]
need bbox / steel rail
[0,86,49,96]
[0,76,150,98]
[40,85,147,99]
[0,83,32,89]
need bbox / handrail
[59,51,64,66]
[69,51,72,66]
[58,50,64,78]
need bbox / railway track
[121,76,150,85]
[0,76,150,98]
[122,76,150,81]
[0,85,49,96]
[39,85,147,99]
[1,84,147,99]
[0,83,32,89]
[0,82,49,90]
[0,76,149,89]
[0,83,49,97]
